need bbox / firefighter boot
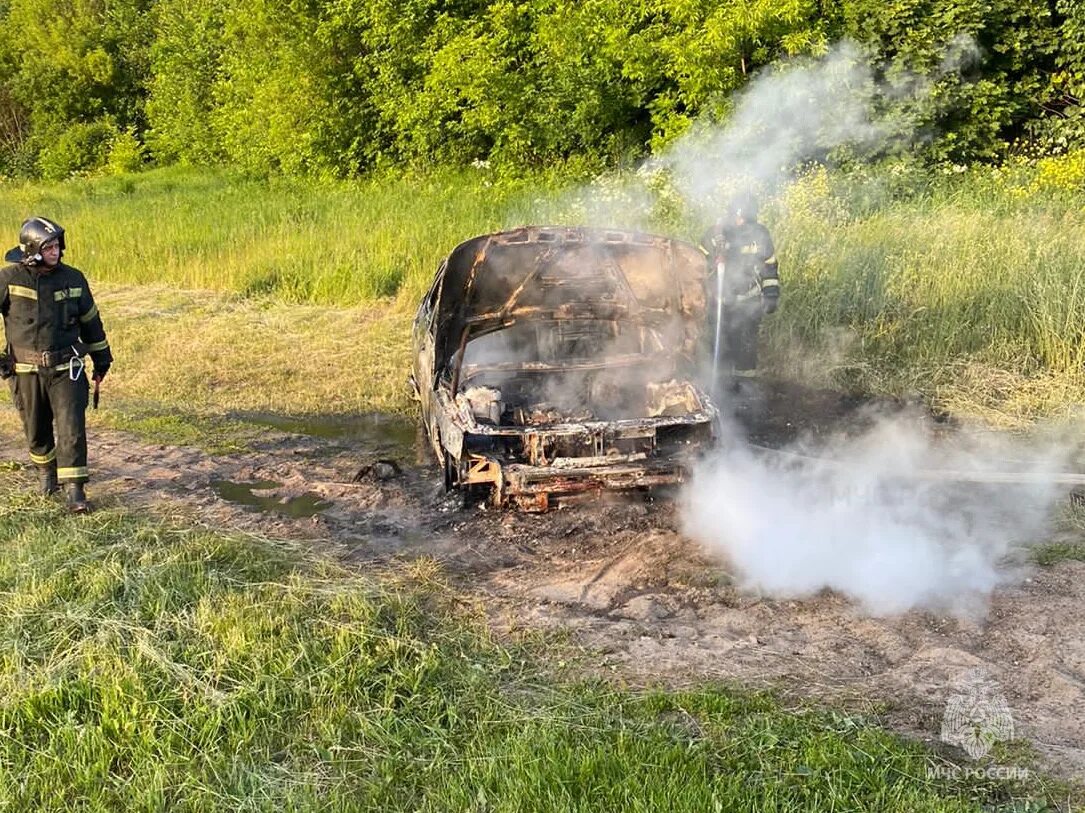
[38,463,59,496]
[64,482,89,514]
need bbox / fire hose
[712,258,725,381]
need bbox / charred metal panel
[433,227,708,381]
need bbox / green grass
[0,473,1070,812]
[765,167,1085,423]
[3,161,1085,424]
[0,165,558,308]
[1032,541,1085,566]
[99,408,261,454]
[1032,502,1085,564]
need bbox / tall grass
[779,166,1085,372]
[0,477,1064,811]
[768,166,1085,420]
[0,166,554,308]
[2,160,1084,420]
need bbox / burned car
[411,226,719,510]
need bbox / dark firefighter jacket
[699,222,780,303]
[0,261,112,370]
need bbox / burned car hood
[432,226,708,375]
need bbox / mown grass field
[0,473,1074,812]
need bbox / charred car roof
[430,226,708,377]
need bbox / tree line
[1,0,1083,179]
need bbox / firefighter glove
[0,352,12,380]
[93,363,110,382]
[763,295,779,315]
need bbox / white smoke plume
[683,411,1072,616]
[655,35,991,219]
[659,36,1076,618]
[663,41,887,215]
[537,37,977,228]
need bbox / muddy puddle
[211,478,332,518]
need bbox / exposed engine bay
[456,318,704,427]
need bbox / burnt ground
[2,380,1084,784]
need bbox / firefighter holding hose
[699,193,780,391]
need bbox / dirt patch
[2,381,1083,781]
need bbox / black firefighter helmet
[5,216,66,266]
[726,193,758,224]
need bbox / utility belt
[14,344,85,367]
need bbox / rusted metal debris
[411,226,718,510]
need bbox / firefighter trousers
[708,300,762,374]
[723,303,762,373]
[8,365,90,483]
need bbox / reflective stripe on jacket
[0,261,112,368]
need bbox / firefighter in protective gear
[1,217,112,512]
[698,194,780,385]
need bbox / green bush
[144,0,224,165]
[1,0,1085,176]
[106,127,146,174]
[36,121,116,180]
[0,0,151,178]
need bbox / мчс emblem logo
[940,669,1014,759]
